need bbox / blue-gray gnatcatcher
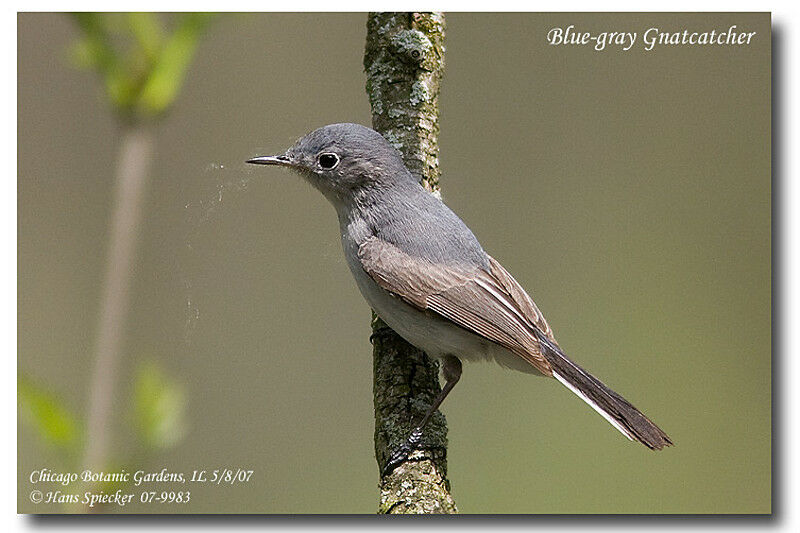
[247,123,672,474]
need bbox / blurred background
[18,12,770,513]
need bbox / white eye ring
[318,152,340,170]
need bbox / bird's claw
[381,427,424,477]
[382,444,413,477]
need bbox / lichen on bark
[364,12,456,514]
[365,12,445,194]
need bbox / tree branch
[364,12,457,514]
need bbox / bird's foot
[381,427,424,477]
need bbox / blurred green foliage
[18,375,81,455]
[133,361,188,450]
[69,12,214,121]
[19,360,187,468]
[20,361,187,512]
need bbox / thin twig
[83,126,154,475]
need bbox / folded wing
[358,236,554,376]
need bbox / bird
[247,123,673,474]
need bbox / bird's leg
[382,355,462,477]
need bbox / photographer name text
[547,25,756,52]
[27,467,254,508]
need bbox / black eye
[318,153,340,170]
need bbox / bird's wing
[358,236,555,375]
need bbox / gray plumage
[247,122,672,451]
[285,123,489,269]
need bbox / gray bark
[364,12,457,514]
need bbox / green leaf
[69,13,120,74]
[18,375,79,450]
[133,361,187,449]
[69,13,138,111]
[136,13,214,116]
[127,12,164,61]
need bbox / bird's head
[247,123,413,207]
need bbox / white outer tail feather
[553,371,634,442]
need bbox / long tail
[535,331,673,450]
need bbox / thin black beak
[246,154,291,166]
